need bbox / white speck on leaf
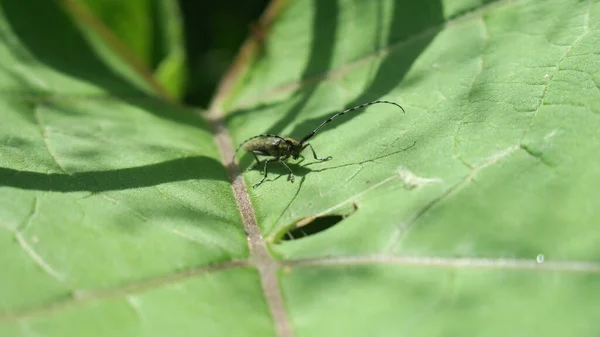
[537,254,545,264]
[544,129,558,140]
[397,167,442,190]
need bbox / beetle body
[243,137,304,159]
[236,100,405,188]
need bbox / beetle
[236,100,405,188]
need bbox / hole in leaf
[282,215,343,241]
[278,203,358,242]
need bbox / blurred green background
[76,0,269,107]
[177,0,269,106]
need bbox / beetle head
[285,138,304,159]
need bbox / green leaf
[2,0,600,336]
[227,0,600,335]
[0,1,271,336]
[71,0,187,98]
[74,0,154,65]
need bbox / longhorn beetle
[236,100,405,188]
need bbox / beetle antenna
[299,100,404,144]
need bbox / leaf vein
[519,0,593,142]
[386,145,520,250]
[285,255,600,273]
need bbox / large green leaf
[0,1,267,336]
[1,0,600,336]
[230,0,600,335]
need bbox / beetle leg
[306,143,332,161]
[253,157,278,188]
[279,158,295,183]
[295,154,306,164]
[246,152,262,171]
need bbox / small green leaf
[70,0,187,98]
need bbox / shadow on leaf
[227,0,340,154]
[227,0,444,144]
[1,0,209,129]
[1,0,144,96]
[0,156,226,192]
[287,0,444,140]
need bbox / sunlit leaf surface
[2,0,599,336]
